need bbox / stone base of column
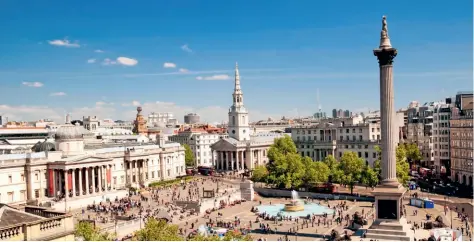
[367,182,412,241]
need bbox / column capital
[374,48,397,66]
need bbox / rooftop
[0,204,44,227]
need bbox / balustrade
[0,225,22,241]
[39,218,62,231]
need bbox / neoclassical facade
[0,124,185,210]
[211,63,285,171]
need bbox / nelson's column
[365,16,414,241]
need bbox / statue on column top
[381,16,389,38]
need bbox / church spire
[234,62,242,94]
[232,62,243,107]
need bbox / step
[365,232,411,241]
[370,223,405,231]
[366,228,408,236]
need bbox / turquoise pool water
[256,203,334,217]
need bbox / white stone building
[210,63,285,171]
[432,100,454,174]
[291,114,404,167]
[0,124,185,210]
[148,112,174,126]
[169,131,223,167]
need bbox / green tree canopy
[266,136,305,189]
[373,145,411,186]
[337,151,365,194]
[183,144,195,167]
[302,157,330,187]
[134,217,183,241]
[251,165,269,183]
[401,143,422,163]
[361,165,379,188]
[75,221,114,241]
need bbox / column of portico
[91,167,96,194]
[64,170,69,197]
[85,167,89,195]
[98,166,102,193]
[231,151,234,170]
[58,170,63,194]
[134,161,138,185]
[72,169,76,197]
[240,151,245,170]
[219,152,224,170]
[78,168,83,196]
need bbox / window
[35,173,39,181]
[35,189,40,198]
[8,175,12,183]
[152,172,155,178]
[8,192,13,202]
[365,152,369,158]
[358,152,362,157]
[21,174,24,182]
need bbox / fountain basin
[283,203,305,212]
[256,203,334,217]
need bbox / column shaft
[98,166,102,192]
[85,168,89,195]
[64,170,69,197]
[240,151,244,170]
[91,167,96,194]
[220,152,224,171]
[72,169,76,197]
[380,64,397,181]
[78,168,83,196]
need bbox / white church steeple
[228,62,250,141]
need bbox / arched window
[232,116,235,125]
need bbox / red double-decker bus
[309,183,337,194]
[197,166,215,176]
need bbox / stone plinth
[240,180,254,201]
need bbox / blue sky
[0,0,472,123]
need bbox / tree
[401,142,422,164]
[266,136,305,189]
[134,218,183,241]
[302,157,330,188]
[251,165,268,183]
[75,221,114,241]
[337,152,365,194]
[396,145,410,186]
[361,165,379,188]
[373,145,410,186]
[183,144,195,167]
[324,155,340,183]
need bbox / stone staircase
[365,218,414,241]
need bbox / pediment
[62,155,112,163]
[210,139,238,151]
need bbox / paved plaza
[69,176,472,241]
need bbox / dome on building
[31,140,56,152]
[55,124,90,140]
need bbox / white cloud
[22,81,44,88]
[102,58,117,66]
[122,101,141,107]
[96,101,114,106]
[117,57,138,66]
[50,92,66,96]
[87,58,96,64]
[132,100,141,106]
[181,44,192,53]
[179,68,188,73]
[48,38,80,48]
[163,62,176,68]
[195,74,230,81]
[94,49,104,53]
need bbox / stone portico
[211,137,278,171]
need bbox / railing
[24,206,66,218]
[0,225,23,241]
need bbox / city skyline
[0,0,472,123]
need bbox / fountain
[255,190,334,217]
[283,190,305,212]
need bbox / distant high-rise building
[65,113,71,124]
[344,110,350,117]
[337,109,343,118]
[332,109,337,118]
[313,111,326,119]
[148,112,174,125]
[0,115,7,126]
[184,113,200,124]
